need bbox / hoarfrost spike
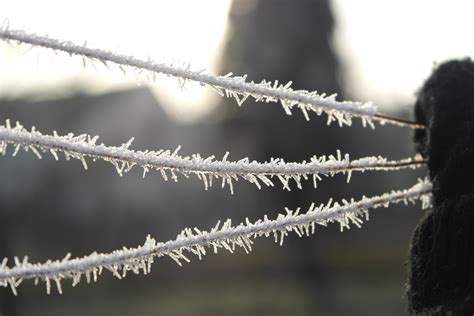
[0,179,432,294]
[0,27,382,128]
[0,120,426,192]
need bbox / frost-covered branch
[0,178,432,295]
[0,120,426,193]
[0,26,397,127]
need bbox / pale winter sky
[0,0,474,120]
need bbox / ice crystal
[0,120,426,193]
[0,27,381,127]
[0,178,432,295]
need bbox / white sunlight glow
[0,0,232,122]
[4,1,473,118]
[332,0,474,112]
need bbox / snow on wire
[0,26,383,128]
[0,120,426,193]
[0,178,432,295]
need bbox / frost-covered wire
[0,26,424,128]
[0,178,432,295]
[0,120,426,193]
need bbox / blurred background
[0,0,472,315]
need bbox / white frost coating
[0,178,432,295]
[0,120,426,193]
[0,27,378,127]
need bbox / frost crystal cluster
[0,120,425,193]
[0,179,432,295]
[0,26,420,128]
[0,23,431,296]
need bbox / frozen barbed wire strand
[0,27,386,128]
[0,120,426,193]
[0,178,432,294]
